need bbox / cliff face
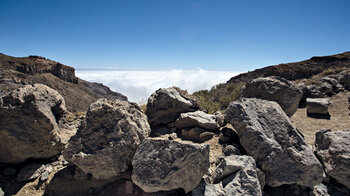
[0,53,127,112]
[2,54,78,83]
[228,51,350,84]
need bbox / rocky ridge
[0,53,127,112]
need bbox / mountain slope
[0,53,127,112]
[193,51,350,113]
[228,51,350,84]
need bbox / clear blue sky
[0,0,349,71]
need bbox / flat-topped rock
[307,98,330,115]
[175,111,219,130]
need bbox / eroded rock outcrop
[240,76,302,116]
[0,84,73,163]
[131,138,210,193]
[315,129,350,189]
[63,98,150,180]
[225,98,324,187]
[146,87,199,127]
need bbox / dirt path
[291,92,350,146]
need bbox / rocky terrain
[0,52,350,196]
[0,53,127,112]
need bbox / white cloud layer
[76,69,240,103]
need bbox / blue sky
[0,0,349,71]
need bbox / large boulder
[0,84,73,163]
[63,99,150,180]
[175,111,219,130]
[131,138,210,193]
[240,76,302,116]
[306,98,330,115]
[225,98,324,187]
[339,70,350,90]
[315,129,350,189]
[193,155,262,196]
[146,87,199,127]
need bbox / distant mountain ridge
[193,51,350,113]
[227,51,350,84]
[0,53,127,112]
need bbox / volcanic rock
[339,70,350,90]
[193,155,262,196]
[63,98,150,180]
[315,129,350,189]
[175,111,219,131]
[131,138,210,193]
[225,98,324,187]
[146,87,199,127]
[306,98,330,115]
[240,76,303,116]
[0,84,72,163]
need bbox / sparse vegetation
[193,82,243,113]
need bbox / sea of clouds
[76,69,240,103]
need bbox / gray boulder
[193,155,262,196]
[315,129,350,189]
[63,99,150,180]
[225,98,324,187]
[240,76,303,116]
[339,70,350,90]
[306,85,329,98]
[146,87,199,127]
[0,84,73,163]
[306,98,330,115]
[320,77,343,93]
[131,138,210,193]
[175,111,219,131]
